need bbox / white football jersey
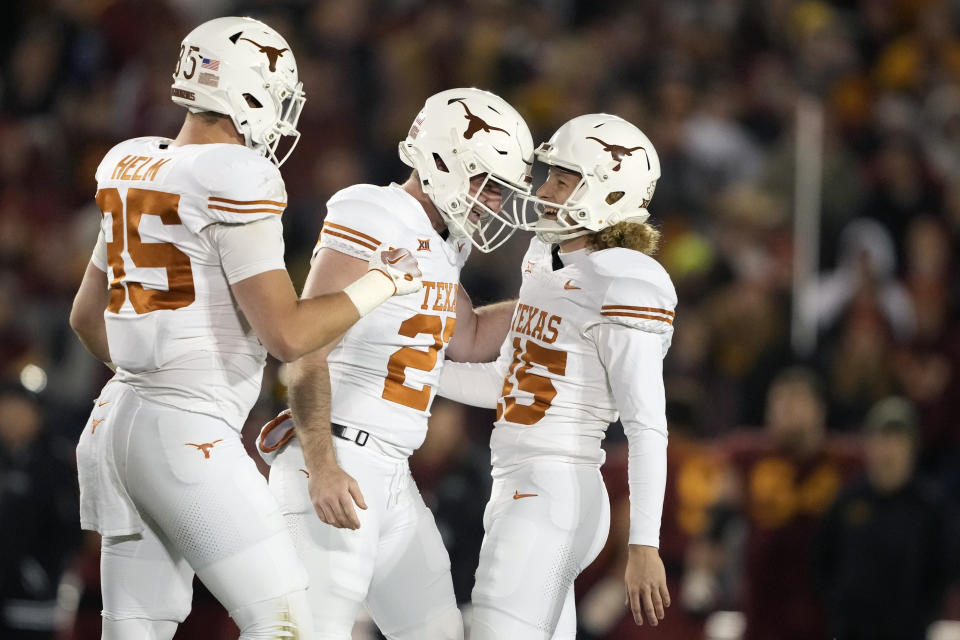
[489,237,676,469]
[93,137,288,428]
[316,184,470,454]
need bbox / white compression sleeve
[209,218,287,284]
[438,360,504,409]
[589,322,668,547]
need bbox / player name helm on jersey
[170,16,306,167]
[511,113,661,244]
[398,88,534,253]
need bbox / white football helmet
[398,88,534,252]
[511,114,660,244]
[171,16,306,166]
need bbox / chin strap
[535,224,593,245]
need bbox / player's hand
[369,247,422,296]
[307,462,368,530]
[624,544,670,626]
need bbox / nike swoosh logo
[385,255,404,265]
[97,401,110,407]
[564,280,580,290]
[513,490,538,500]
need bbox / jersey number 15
[497,337,568,425]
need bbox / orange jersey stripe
[209,196,287,207]
[323,221,380,246]
[208,204,283,215]
[601,311,674,324]
[601,305,675,317]
[322,228,378,251]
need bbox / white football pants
[78,382,312,639]
[470,461,610,640]
[269,437,463,639]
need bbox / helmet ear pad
[398,142,470,214]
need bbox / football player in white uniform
[68,17,421,640]
[256,88,533,639]
[438,114,675,638]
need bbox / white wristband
[343,270,395,317]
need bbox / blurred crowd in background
[2,0,960,638]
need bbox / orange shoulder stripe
[601,305,675,317]
[322,221,380,246]
[209,204,283,215]
[209,196,287,207]
[321,228,378,251]
[601,311,674,324]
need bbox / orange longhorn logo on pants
[185,440,223,459]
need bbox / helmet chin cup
[534,220,592,245]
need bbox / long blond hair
[586,221,660,255]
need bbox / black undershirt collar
[551,244,564,271]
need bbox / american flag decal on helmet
[201,58,220,71]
